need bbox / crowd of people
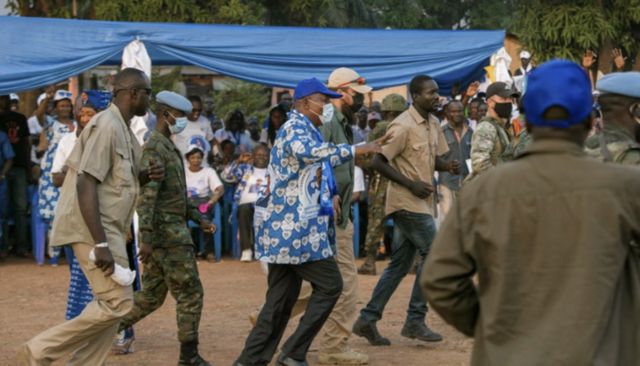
[5,49,640,366]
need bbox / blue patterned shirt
[255,110,353,264]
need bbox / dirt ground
[0,257,472,366]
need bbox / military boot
[357,248,377,275]
[178,340,212,366]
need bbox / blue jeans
[360,210,437,324]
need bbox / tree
[512,0,640,71]
[212,79,271,123]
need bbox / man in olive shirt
[422,60,640,366]
[584,72,640,163]
[117,91,214,366]
[353,75,459,346]
[313,67,371,365]
[18,68,160,366]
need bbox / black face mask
[350,94,364,113]
[494,102,513,119]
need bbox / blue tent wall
[0,16,504,94]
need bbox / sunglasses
[336,77,366,89]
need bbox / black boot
[178,340,212,366]
[357,248,377,275]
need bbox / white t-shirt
[353,166,365,193]
[51,132,77,174]
[172,117,214,165]
[185,167,223,199]
[28,115,43,135]
[239,167,268,205]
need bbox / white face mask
[309,100,334,124]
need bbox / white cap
[9,93,19,101]
[520,50,531,59]
[37,93,47,106]
[54,89,73,102]
[327,67,372,94]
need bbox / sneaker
[240,249,253,262]
[352,317,391,346]
[248,310,259,326]
[112,330,135,355]
[318,349,369,365]
[205,253,216,263]
[400,322,443,342]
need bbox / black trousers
[238,203,255,251]
[236,257,343,365]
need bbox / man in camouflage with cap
[116,91,215,366]
[468,82,518,179]
[358,93,407,275]
[584,72,640,164]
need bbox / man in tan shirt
[17,68,163,366]
[353,75,459,346]
[422,60,640,365]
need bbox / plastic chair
[352,203,360,257]
[30,190,47,265]
[230,203,241,259]
[187,202,222,262]
[222,186,236,253]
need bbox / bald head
[114,68,149,92]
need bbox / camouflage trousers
[119,245,203,343]
[363,176,389,255]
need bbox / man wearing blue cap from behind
[116,91,216,366]
[234,78,388,366]
[585,71,640,163]
[421,60,640,365]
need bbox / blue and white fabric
[65,256,93,320]
[254,110,353,265]
[37,118,75,221]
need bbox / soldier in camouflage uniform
[358,93,407,275]
[584,72,640,164]
[117,91,215,366]
[468,82,518,180]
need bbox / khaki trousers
[17,243,133,366]
[294,222,358,353]
[439,185,456,221]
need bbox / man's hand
[137,242,153,264]
[612,48,626,69]
[448,160,461,175]
[237,153,252,164]
[200,219,216,234]
[409,181,433,199]
[355,133,393,156]
[147,159,164,182]
[582,50,596,69]
[465,81,480,97]
[94,246,115,276]
[332,195,342,218]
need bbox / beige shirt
[381,105,448,216]
[422,139,640,366]
[50,104,141,265]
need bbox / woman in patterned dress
[35,89,76,264]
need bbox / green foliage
[94,0,264,24]
[212,79,271,123]
[151,67,183,97]
[512,0,640,63]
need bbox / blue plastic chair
[230,203,241,259]
[221,186,236,253]
[30,190,47,265]
[352,203,360,257]
[187,202,222,262]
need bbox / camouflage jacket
[138,131,203,247]
[584,124,640,165]
[469,116,511,177]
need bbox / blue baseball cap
[523,59,592,128]
[294,78,342,100]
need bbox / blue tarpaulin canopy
[0,16,504,95]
